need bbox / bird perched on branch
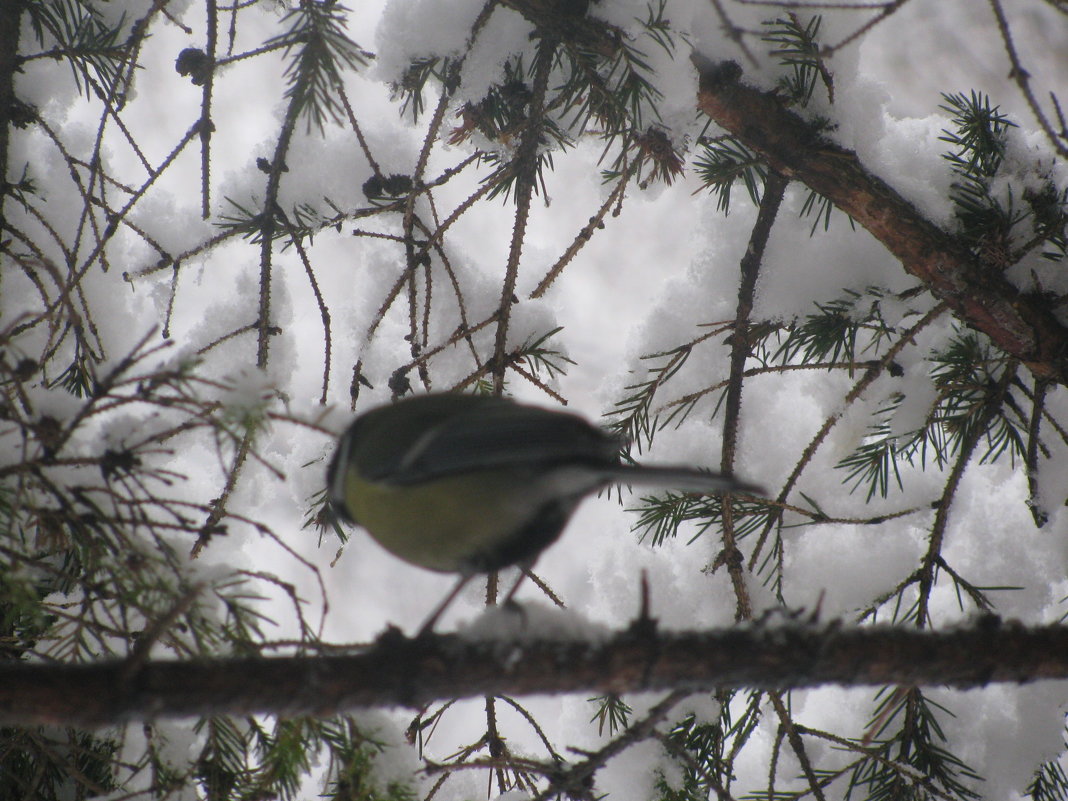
[327,392,760,633]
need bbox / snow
[459,601,612,643]
[10,0,1068,798]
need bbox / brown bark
[2,618,1065,727]
[693,57,1068,384]
[0,0,22,233]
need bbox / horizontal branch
[3,617,1066,726]
[693,56,1068,385]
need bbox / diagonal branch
[693,56,1068,385]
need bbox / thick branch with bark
[3,618,1066,727]
[0,0,22,233]
[694,56,1068,384]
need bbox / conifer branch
[2,619,1066,727]
[693,56,1068,385]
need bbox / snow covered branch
[694,56,1068,385]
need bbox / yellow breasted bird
[327,393,760,632]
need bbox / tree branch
[3,618,1066,727]
[693,56,1068,385]
[0,0,21,235]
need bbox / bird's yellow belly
[345,470,543,573]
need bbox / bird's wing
[384,404,620,484]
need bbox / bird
[326,392,761,633]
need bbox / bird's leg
[416,573,474,637]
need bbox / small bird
[327,393,760,632]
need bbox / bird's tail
[605,464,763,495]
